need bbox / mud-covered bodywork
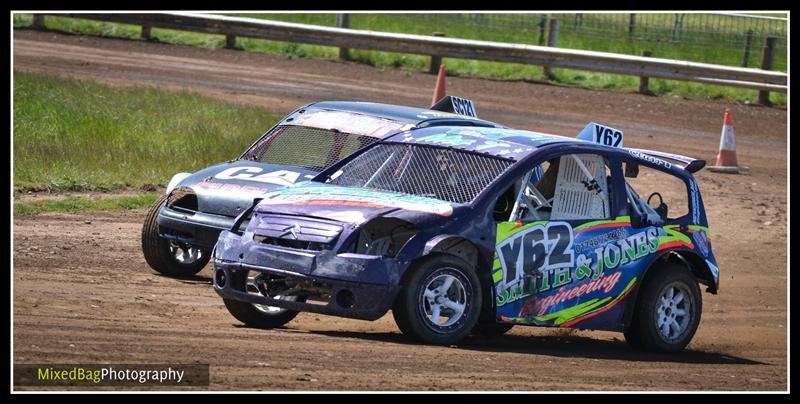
[156,101,503,250]
[213,125,719,332]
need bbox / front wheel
[625,264,702,352]
[392,255,482,345]
[141,194,211,277]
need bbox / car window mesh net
[329,143,513,204]
[243,125,380,171]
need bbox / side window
[506,154,612,223]
[623,160,689,226]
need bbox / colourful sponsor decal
[494,222,575,306]
[500,278,635,327]
[492,215,673,330]
[687,224,711,238]
[493,216,707,329]
[692,229,710,257]
[573,228,627,252]
[584,227,658,279]
[533,271,622,316]
[656,225,694,251]
[415,133,478,147]
[406,127,573,150]
[258,186,454,217]
[573,216,631,234]
[494,220,657,307]
[413,133,515,152]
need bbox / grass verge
[14,194,159,215]
[13,72,281,192]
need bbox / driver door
[492,152,625,327]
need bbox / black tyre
[222,270,302,329]
[625,264,702,353]
[393,255,482,345]
[141,194,211,277]
[472,321,514,337]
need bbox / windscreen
[242,125,380,171]
[328,143,513,204]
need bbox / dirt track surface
[13,29,788,391]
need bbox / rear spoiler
[627,148,706,173]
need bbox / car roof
[386,125,584,160]
[384,125,706,176]
[301,101,501,126]
[276,101,502,139]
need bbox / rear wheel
[393,255,482,345]
[141,194,211,277]
[625,264,702,352]
[222,271,303,329]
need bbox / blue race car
[212,122,719,352]
[142,97,498,277]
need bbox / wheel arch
[418,235,497,323]
[622,249,714,329]
[420,235,492,271]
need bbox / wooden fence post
[758,36,778,105]
[628,14,636,40]
[141,26,152,40]
[543,18,559,80]
[225,34,236,49]
[537,15,547,46]
[32,14,45,29]
[639,50,653,95]
[336,13,351,60]
[671,14,682,42]
[429,32,446,74]
[741,30,754,67]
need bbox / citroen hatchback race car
[212,123,719,352]
[142,97,499,277]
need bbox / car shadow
[304,329,766,365]
[153,273,212,285]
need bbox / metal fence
[25,13,788,98]
[346,13,787,71]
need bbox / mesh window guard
[329,143,513,204]
[243,125,381,172]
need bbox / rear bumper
[156,207,242,250]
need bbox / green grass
[13,72,281,192]
[14,194,159,215]
[12,13,786,105]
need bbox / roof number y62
[595,125,623,147]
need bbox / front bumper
[212,231,404,321]
[157,207,244,250]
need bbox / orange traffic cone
[708,109,749,174]
[431,64,446,106]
